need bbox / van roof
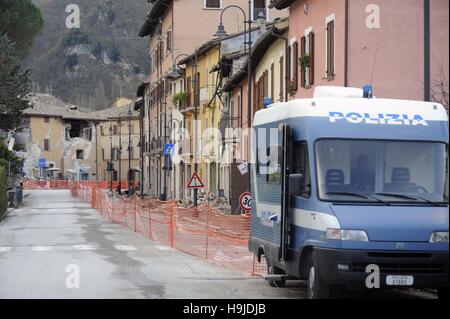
[254,98,448,126]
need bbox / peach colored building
[139,0,287,199]
[269,0,449,102]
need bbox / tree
[431,68,449,113]
[0,34,31,131]
[65,54,79,71]
[94,81,107,110]
[0,0,44,58]
[110,45,121,63]
[93,42,103,60]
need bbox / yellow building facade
[180,42,222,198]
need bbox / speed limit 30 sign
[239,192,252,211]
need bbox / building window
[44,117,50,123]
[326,17,335,80]
[76,150,84,160]
[166,30,172,52]
[252,0,266,21]
[111,148,119,161]
[129,146,134,159]
[204,0,221,9]
[112,124,118,135]
[301,29,315,88]
[44,139,50,151]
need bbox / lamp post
[109,123,113,192]
[148,130,155,197]
[117,107,133,195]
[214,1,253,191]
[121,135,140,197]
[167,53,198,205]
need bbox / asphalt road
[0,190,437,299]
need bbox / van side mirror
[289,173,311,197]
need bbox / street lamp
[108,123,113,192]
[214,1,253,192]
[148,130,156,197]
[117,107,133,195]
[167,53,199,205]
[121,135,140,197]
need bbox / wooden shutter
[300,36,306,88]
[279,56,284,101]
[166,31,172,52]
[326,21,335,78]
[309,31,315,85]
[292,41,298,90]
[270,63,274,100]
[44,139,50,151]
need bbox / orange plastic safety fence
[23,180,71,190]
[70,181,268,277]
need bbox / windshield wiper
[374,193,444,206]
[326,192,390,205]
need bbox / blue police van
[249,86,449,299]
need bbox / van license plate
[386,275,414,286]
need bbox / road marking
[73,245,96,251]
[114,245,138,251]
[0,247,12,252]
[32,246,53,251]
[154,245,175,251]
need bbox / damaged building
[21,94,101,180]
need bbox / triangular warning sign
[187,172,205,189]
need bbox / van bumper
[314,247,449,289]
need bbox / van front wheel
[307,252,339,299]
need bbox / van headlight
[430,232,449,243]
[326,229,369,241]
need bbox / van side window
[267,145,281,183]
[293,142,311,198]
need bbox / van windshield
[315,139,449,204]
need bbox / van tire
[306,251,341,299]
[266,259,286,288]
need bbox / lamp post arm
[219,5,248,54]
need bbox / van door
[280,124,292,261]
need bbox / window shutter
[309,31,315,85]
[293,41,298,90]
[167,31,172,52]
[300,36,306,88]
[330,21,334,76]
[279,56,284,101]
[326,21,335,78]
[270,63,274,100]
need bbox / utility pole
[193,54,199,207]
[424,0,431,102]
[246,0,253,191]
[118,118,122,194]
[109,124,113,192]
[128,109,132,196]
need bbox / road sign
[239,192,252,211]
[164,143,175,157]
[38,158,46,168]
[187,172,205,189]
[237,162,248,175]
